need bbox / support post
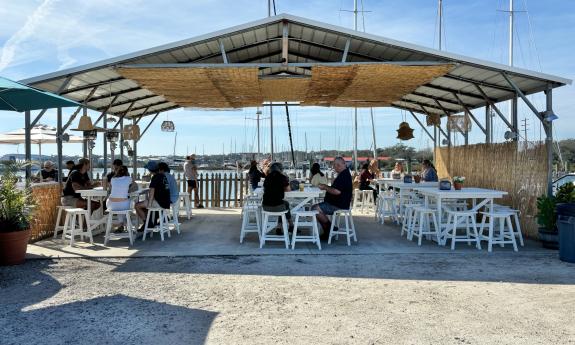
[485,105,492,143]
[24,110,32,179]
[281,21,289,65]
[57,107,63,184]
[545,87,554,196]
[132,117,138,178]
[270,104,274,160]
[82,107,88,159]
[473,84,515,131]
[341,38,351,62]
[119,116,124,162]
[103,112,108,177]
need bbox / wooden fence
[435,141,548,238]
[93,170,336,209]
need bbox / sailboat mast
[353,0,359,171]
[438,0,443,50]
[509,0,514,67]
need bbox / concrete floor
[27,208,547,259]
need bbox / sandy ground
[1,254,575,345]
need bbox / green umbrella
[0,76,80,112]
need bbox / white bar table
[413,187,508,240]
[254,187,323,213]
[386,181,438,213]
[79,188,109,232]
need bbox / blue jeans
[316,202,341,216]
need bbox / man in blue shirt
[313,157,352,240]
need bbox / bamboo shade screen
[117,63,454,109]
[434,142,548,238]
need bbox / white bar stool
[240,204,261,243]
[479,211,518,252]
[328,209,357,246]
[491,205,524,247]
[142,208,171,241]
[400,203,422,239]
[170,202,181,235]
[445,210,481,250]
[352,189,365,212]
[53,205,73,239]
[291,210,321,250]
[361,190,375,214]
[260,210,290,249]
[410,207,440,246]
[104,210,137,246]
[179,192,192,219]
[377,194,399,224]
[62,208,94,246]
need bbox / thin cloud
[0,0,59,72]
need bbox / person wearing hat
[38,160,58,182]
[135,161,171,231]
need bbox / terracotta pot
[0,229,31,266]
[453,182,463,190]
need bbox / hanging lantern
[447,115,472,133]
[426,113,441,127]
[396,122,414,140]
[161,120,175,132]
[123,124,141,141]
[71,114,104,133]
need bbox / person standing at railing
[248,160,265,191]
[183,154,204,209]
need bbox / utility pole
[521,118,529,150]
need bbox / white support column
[545,87,554,196]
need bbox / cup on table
[299,183,305,192]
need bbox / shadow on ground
[111,253,575,285]
[1,292,217,345]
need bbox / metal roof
[19,13,571,118]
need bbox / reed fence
[435,141,548,238]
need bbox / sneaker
[113,225,125,233]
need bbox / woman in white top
[309,163,328,187]
[106,165,137,211]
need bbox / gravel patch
[1,254,575,345]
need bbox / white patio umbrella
[0,124,83,162]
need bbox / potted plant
[0,161,34,265]
[453,176,465,190]
[537,195,558,249]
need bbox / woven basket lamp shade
[396,121,414,140]
[122,124,141,141]
[426,113,441,127]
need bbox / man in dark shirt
[313,157,353,239]
[262,162,293,231]
[135,161,171,230]
[61,158,100,211]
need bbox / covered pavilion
[18,13,571,195]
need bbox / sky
[0,0,573,157]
